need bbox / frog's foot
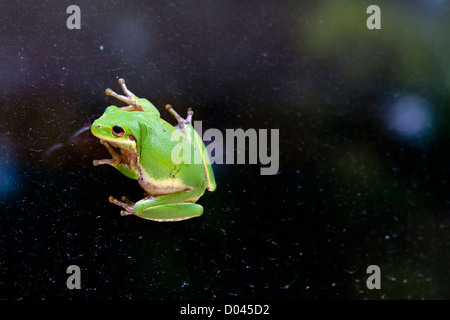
[106,78,144,111]
[165,105,193,128]
[93,140,121,166]
[120,196,135,205]
[109,195,135,216]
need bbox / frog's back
[132,111,216,192]
[191,127,216,192]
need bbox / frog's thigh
[135,189,203,210]
[133,189,205,221]
[139,203,204,222]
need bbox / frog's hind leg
[165,105,193,128]
[139,203,204,222]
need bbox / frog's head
[91,106,138,151]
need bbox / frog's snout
[91,121,101,135]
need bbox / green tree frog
[91,79,216,222]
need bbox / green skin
[91,79,216,222]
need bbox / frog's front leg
[93,140,138,179]
[165,104,193,128]
[110,189,204,222]
[93,139,121,166]
[109,195,136,216]
[105,78,158,114]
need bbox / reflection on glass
[385,94,434,142]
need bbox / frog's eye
[112,125,125,137]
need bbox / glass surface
[0,0,449,300]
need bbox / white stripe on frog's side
[136,165,192,196]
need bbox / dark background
[0,0,449,300]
